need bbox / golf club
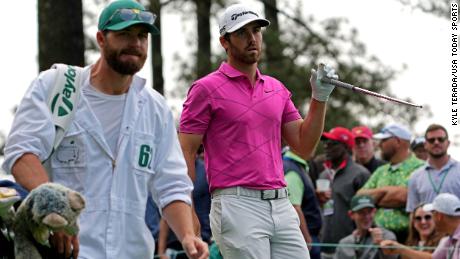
[321,77,423,108]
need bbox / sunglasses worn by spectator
[324,139,341,146]
[415,214,432,222]
[426,137,447,144]
[104,8,156,29]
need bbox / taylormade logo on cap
[231,10,259,21]
[219,3,270,36]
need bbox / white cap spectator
[373,124,412,141]
[423,193,460,217]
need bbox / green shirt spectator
[285,152,307,206]
[361,155,424,232]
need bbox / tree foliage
[171,0,430,130]
[396,0,451,19]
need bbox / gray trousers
[210,187,310,259]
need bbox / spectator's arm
[178,133,203,182]
[380,240,432,259]
[293,205,313,249]
[356,188,387,204]
[406,177,418,212]
[284,172,312,248]
[377,186,408,208]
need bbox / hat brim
[351,204,375,212]
[373,132,392,140]
[354,133,372,140]
[422,203,434,212]
[105,20,160,35]
[225,18,270,35]
[321,132,340,141]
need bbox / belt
[212,186,288,200]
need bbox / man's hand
[310,63,337,102]
[181,234,209,259]
[380,239,403,255]
[369,227,383,244]
[49,231,79,259]
[316,190,332,204]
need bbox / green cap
[98,0,159,34]
[350,195,375,212]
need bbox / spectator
[334,195,397,259]
[358,123,424,242]
[380,202,444,258]
[407,124,460,212]
[406,203,444,251]
[410,137,428,161]
[283,148,323,259]
[317,127,370,258]
[352,126,387,173]
[179,3,337,258]
[145,195,161,256]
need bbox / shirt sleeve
[406,174,419,212]
[285,171,304,206]
[179,82,212,134]
[431,237,448,259]
[281,91,301,125]
[2,70,57,173]
[150,104,193,210]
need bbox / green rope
[152,242,438,258]
[306,242,437,250]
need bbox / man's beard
[429,149,447,159]
[381,148,395,162]
[229,43,260,65]
[104,44,146,75]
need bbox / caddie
[2,1,208,259]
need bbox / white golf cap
[373,123,412,141]
[218,3,270,36]
[423,193,460,216]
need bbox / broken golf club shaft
[321,77,423,108]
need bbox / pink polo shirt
[180,62,301,192]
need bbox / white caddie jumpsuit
[3,66,193,259]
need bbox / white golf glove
[310,63,338,102]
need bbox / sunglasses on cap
[414,214,432,222]
[426,137,447,144]
[103,8,156,29]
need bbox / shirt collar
[324,158,348,171]
[218,62,265,81]
[452,224,460,240]
[425,156,456,171]
[284,150,307,166]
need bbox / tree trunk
[149,0,165,95]
[38,0,85,72]
[262,0,283,74]
[195,0,212,78]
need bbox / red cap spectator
[322,127,355,150]
[352,126,373,140]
